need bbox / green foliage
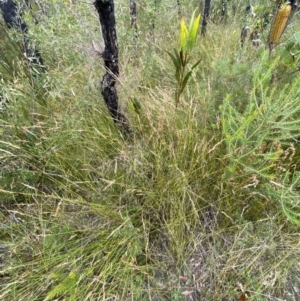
[167,10,201,106]
[221,52,300,223]
[0,1,300,301]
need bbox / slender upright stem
[94,0,131,135]
[201,0,211,36]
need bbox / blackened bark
[240,4,251,46]
[129,0,138,40]
[129,0,137,28]
[177,0,181,17]
[290,0,299,10]
[150,0,161,44]
[201,0,211,36]
[0,0,27,31]
[0,0,46,72]
[220,0,226,21]
[94,0,131,135]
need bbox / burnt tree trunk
[129,0,137,28]
[0,0,46,72]
[177,0,182,17]
[201,0,211,36]
[0,0,27,31]
[290,0,298,10]
[220,0,226,21]
[94,0,131,135]
[240,3,252,46]
[129,0,138,39]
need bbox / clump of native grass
[0,1,300,301]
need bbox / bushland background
[0,0,300,300]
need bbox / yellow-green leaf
[180,17,188,52]
[190,14,201,48]
[187,11,200,51]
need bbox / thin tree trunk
[220,0,226,21]
[129,0,137,28]
[129,0,138,39]
[0,0,45,72]
[94,0,131,135]
[0,0,27,31]
[177,0,181,18]
[201,0,211,36]
[290,0,298,10]
[240,3,251,46]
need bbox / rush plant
[167,10,201,106]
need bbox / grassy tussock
[0,0,300,300]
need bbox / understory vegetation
[0,0,300,300]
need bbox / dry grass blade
[237,283,250,301]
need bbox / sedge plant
[167,10,201,106]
